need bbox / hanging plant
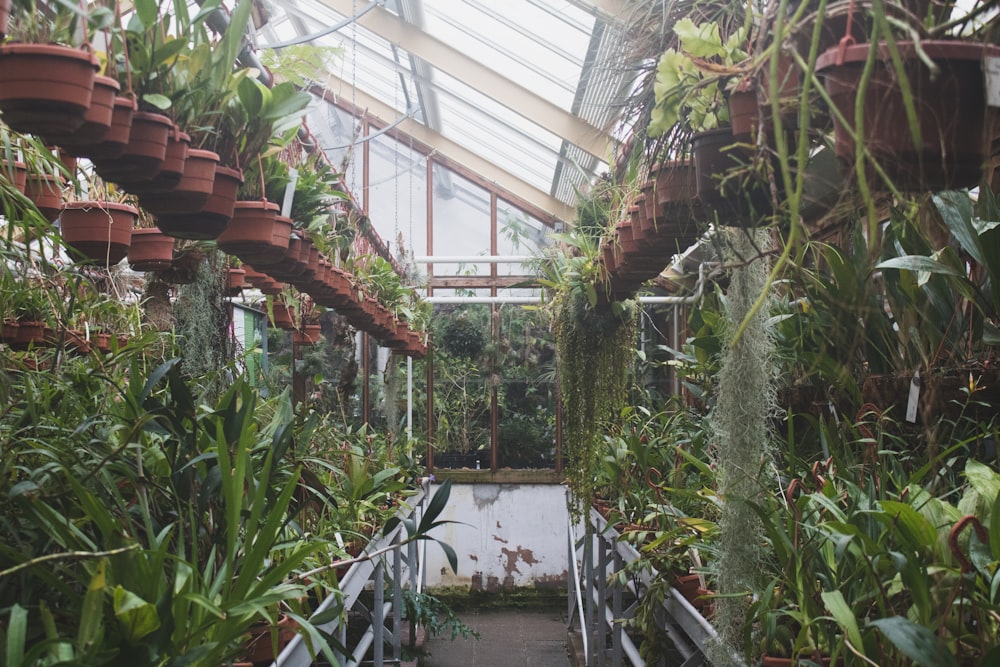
[552,287,637,518]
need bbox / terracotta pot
[263,235,308,281]
[1,321,18,343]
[292,323,321,345]
[226,267,246,295]
[0,43,98,136]
[216,199,283,259]
[0,0,9,39]
[59,201,137,266]
[67,95,136,160]
[127,227,175,272]
[269,302,294,329]
[93,111,172,183]
[119,128,190,194]
[42,74,119,150]
[1,160,27,193]
[692,127,772,226]
[817,40,1000,192]
[139,148,218,215]
[93,332,111,354]
[24,172,64,222]
[13,320,46,349]
[154,164,242,240]
[241,264,269,288]
[728,54,799,142]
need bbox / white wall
[424,483,570,591]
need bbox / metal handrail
[275,478,430,667]
[567,493,740,667]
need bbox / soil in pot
[59,201,137,266]
[817,40,1000,192]
[0,43,98,136]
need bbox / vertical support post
[584,528,595,666]
[567,522,574,629]
[361,332,370,424]
[393,538,403,664]
[597,533,608,667]
[406,355,413,440]
[612,549,623,667]
[374,558,384,667]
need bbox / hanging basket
[42,74,119,149]
[118,127,190,195]
[154,164,242,240]
[24,172,64,222]
[0,43,98,136]
[818,40,1000,192]
[93,111,172,183]
[1,160,27,193]
[226,267,246,295]
[59,200,137,266]
[66,94,136,160]
[139,148,218,215]
[292,323,321,345]
[127,227,175,272]
[216,199,282,259]
[692,127,773,227]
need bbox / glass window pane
[497,304,557,469]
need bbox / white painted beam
[317,0,618,162]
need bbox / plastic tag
[986,56,1000,108]
[905,371,921,423]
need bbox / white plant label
[906,371,921,423]
[986,57,1000,108]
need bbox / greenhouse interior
[2,0,1000,665]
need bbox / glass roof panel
[256,0,634,224]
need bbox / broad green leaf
[141,93,172,111]
[113,586,161,643]
[869,616,958,667]
[821,590,863,651]
[991,490,1000,558]
[76,560,106,654]
[966,460,1000,506]
[133,0,158,28]
[876,255,964,277]
[6,604,27,667]
[674,18,724,58]
[880,500,938,551]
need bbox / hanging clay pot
[67,95,136,160]
[692,127,772,226]
[42,75,120,149]
[1,160,27,193]
[154,164,242,240]
[226,267,246,295]
[13,320,47,349]
[139,148,218,215]
[93,111,172,183]
[0,43,98,136]
[268,301,294,329]
[817,40,1000,192]
[216,199,283,260]
[0,0,9,40]
[127,227,175,272]
[119,127,190,195]
[59,200,137,266]
[24,172,64,222]
[292,323,321,345]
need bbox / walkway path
[420,606,571,667]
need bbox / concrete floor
[420,606,571,667]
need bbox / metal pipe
[406,355,413,440]
[567,509,589,663]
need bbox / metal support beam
[319,0,617,162]
[563,0,631,22]
[315,73,576,224]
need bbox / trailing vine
[553,288,637,518]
